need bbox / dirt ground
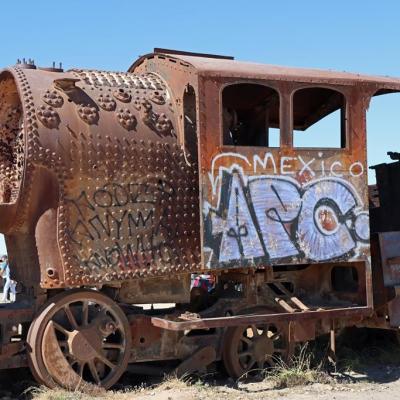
[25,366,400,400]
[1,328,400,400]
[0,363,398,400]
[131,373,400,400]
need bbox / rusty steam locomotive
[0,48,399,388]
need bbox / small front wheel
[222,319,290,379]
[27,289,131,389]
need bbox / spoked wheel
[27,289,131,389]
[223,319,290,379]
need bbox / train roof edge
[128,48,400,89]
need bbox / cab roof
[129,49,400,90]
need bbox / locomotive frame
[0,48,399,388]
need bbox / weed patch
[269,344,332,389]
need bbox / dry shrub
[269,344,331,389]
[28,387,92,400]
[28,374,193,400]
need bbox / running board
[151,306,372,331]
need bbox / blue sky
[0,0,400,253]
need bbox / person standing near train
[0,255,16,302]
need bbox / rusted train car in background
[0,49,399,388]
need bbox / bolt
[102,321,116,333]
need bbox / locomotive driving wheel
[27,289,131,389]
[222,317,290,379]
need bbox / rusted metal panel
[130,315,162,348]
[292,321,316,342]
[0,307,34,321]
[117,274,190,304]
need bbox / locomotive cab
[134,49,400,337]
[132,50,373,310]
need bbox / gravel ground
[0,362,398,400]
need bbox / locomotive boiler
[0,49,400,389]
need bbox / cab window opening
[183,85,198,164]
[222,83,280,147]
[367,90,400,184]
[292,87,346,149]
[367,90,400,234]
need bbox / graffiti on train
[203,166,369,266]
[64,180,178,271]
[207,151,365,196]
